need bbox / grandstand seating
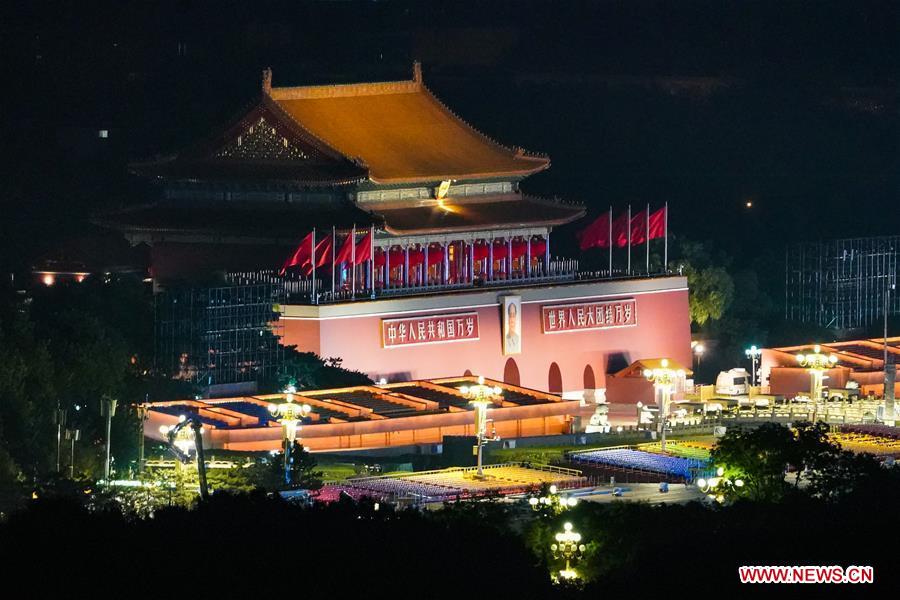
[214,401,272,424]
[319,463,585,502]
[638,441,712,461]
[841,423,900,440]
[569,448,708,480]
[320,390,411,415]
[388,385,471,409]
[435,383,548,406]
[831,432,900,456]
[153,405,229,429]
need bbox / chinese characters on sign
[541,298,637,333]
[382,312,479,347]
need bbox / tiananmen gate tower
[102,63,691,402]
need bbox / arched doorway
[583,365,596,390]
[548,362,563,394]
[503,358,520,387]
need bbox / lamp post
[796,345,838,422]
[643,359,685,452]
[529,484,578,514]
[697,466,745,503]
[692,342,705,373]
[551,522,586,581]
[745,345,762,387]
[268,383,312,485]
[65,428,80,479]
[100,396,117,486]
[459,376,503,478]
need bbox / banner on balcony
[541,298,637,333]
[382,312,479,348]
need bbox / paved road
[575,483,705,505]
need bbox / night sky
[2,1,897,278]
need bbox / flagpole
[664,202,668,273]
[370,225,375,300]
[311,227,317,305]
[627,205,631,275]
[608,206,613,277]
[331,226,336,300]
[646,203,650,275]
[350,224,356,300]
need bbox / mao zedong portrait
[505,300,521,354]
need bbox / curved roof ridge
[270,79,420,100]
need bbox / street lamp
[268,383,312,485]
[745,345,762,387]
[697,466,745,503]
[643,359,685,452]
[551,522,586,581]
[459,376,503,478]
[692,342,705,372]
[529,484,578,514]
[100,396,117,486]
[796,345,838,421]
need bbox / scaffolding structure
[785,235,899,330]
[155,283,284,388]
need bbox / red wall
[280,288,690,394]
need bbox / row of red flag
[281,229,550,275]
[575,206,667,251]
[281,228,373,275]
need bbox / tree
[265,347,371,393]
[789,420,842,488]
[710,422,796,502]
[670,239,734,326]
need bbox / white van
[715,368,751,396]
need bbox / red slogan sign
[541,298,636,333]
[382,312,479,347]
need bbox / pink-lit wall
[279,277,691,395]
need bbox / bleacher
[638,441,712,461]
[841,423,900,440]
[436,383,549,406]
[213,401,272,424]
[831,431,900,456]
[388,385,471,409]
[319,463,585,503]
[152,405,230,429]
[569,448,708,481]
[320,390,412,415]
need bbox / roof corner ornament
[412,60,423,84]
[262,67,273,94]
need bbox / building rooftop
[269,64,549,184]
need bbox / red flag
[612,212,629,248]
[301,235,333,275]
[280,232,313,274]
[492,239,508,260]
[428,245,444,264]
[648,206,666,240]
[408,247,425,267]
[355,230,373,264]
[630,208,648,245]
[576,211,611,251]
[511,239,528,259]
[334,233,354,264]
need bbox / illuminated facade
[104,64,691,397]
